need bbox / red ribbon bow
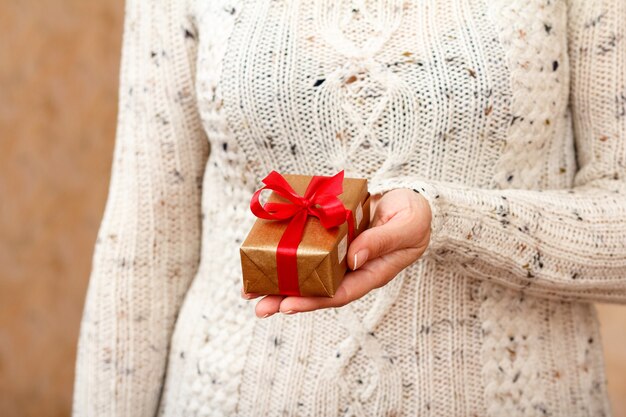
[250,170,355,296]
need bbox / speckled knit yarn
[72,0,626,416]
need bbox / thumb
[347,208,415,270]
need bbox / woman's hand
[243,188,432,318]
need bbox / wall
[0,1,123,415]
[0,1,624,416]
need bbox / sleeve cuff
[368,176,448,258]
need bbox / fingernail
[354,250,368,269]
[282,310,297,315]
[261,313,274,319]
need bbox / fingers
[241,287,261,300]
[245,246,420,316]
[278,248,417,313]
[347,189,431,270]
[347,211,415,270]
[254,295,285,318]
[242,288,282,318]
[368,193,382,220]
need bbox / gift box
[240,171,371,297]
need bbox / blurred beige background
[0,1,624,416]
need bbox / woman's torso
[157,1,611,416]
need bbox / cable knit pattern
[73,0,625,416]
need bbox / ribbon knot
[250,170,355,296]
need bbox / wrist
[409,188,441,256]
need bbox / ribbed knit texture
[73,0,626,416]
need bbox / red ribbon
[250,170,355,296]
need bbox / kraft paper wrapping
[240,174,371,297]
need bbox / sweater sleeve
[369,0,626,304]
[72,0,208,416]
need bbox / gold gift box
[240,174,371,297]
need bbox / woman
[73,0,626,415]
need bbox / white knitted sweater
[73,0,626,416]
